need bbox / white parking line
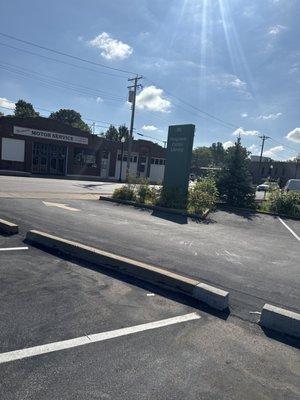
[278,217,300,242]
[0,247,29,252]
[0,312,200,364]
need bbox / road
[0,236,299,400]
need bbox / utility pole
[127,75,142,181]
[258,134,270,179]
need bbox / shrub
[158,186,187,209]
[112,185,136,201]
[268,190,300,217]
[136,178,153,204]
[188,177,219,214]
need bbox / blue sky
[0,0,299,159]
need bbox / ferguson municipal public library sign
[13,126,89,145]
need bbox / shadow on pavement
[28,240,230,322]
[260,326,300,349]
[74,183,106,190]
[150,210,188,224]
[216,206,263,221]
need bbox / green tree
[210,142,225,166]
[0,111,4,117]
[118,124,129,141]
[49,109,91,133]
[104,125,119,141]
[103,124,129,142]
[191,147,213,175]
[14,99,39,118]
[218,138,255,207]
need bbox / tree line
[1,99,129,142]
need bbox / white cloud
[233,128,260,137]
[263,145,284,159]
[96,97,103,103]
[258,112,282,120]
[209,74,251,99]
[241,113,248,118]
[286,127,300,143]
[223,140,235,149]
[228,78,247,89]
[248,144,259,153]
[268,25,287,35]
[142,125,157,131]
[136,86,171,113]
[0,97,15,110]
[88,32,133,60]
[289,63,299,74]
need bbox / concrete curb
[0,218,19,235]
[99,196,210,220]
[26,230,229,311]
[260,303,300,339]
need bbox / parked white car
[284,179,300,192]
[256,183,270,192]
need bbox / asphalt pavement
[0,196,299,321]
[0,238,299,400]
[0,175,122,199]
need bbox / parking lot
[0,232,299,399]
[0,196,299,320]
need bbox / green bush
[188,177,219,214]
[158,186,187,209]
[112,185,136,201]
[136,178,154,204]
[268,190,300,217]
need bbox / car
[284,179,300,192]
[257,183,270,192]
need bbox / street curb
[26,230,229,311]
[99,196,210,220]
[0,218,19,235]
[260,303,300,339]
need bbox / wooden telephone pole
[126,75,142,181]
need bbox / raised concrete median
[0,218,19,235]
[26,230,229,311]
[260,303,300,339]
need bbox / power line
[0,32,256,132]
[136,132,166,144]
[0,32,257,132]
[0,65,126,103]
[0,41,127,79]
[268,137,298,154]
[144,77,239,130]
[1,32,298,155]
[0,32,136,76]
[0,61,125,100]
[0,103,125,130]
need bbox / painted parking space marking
[0,247,29,251]
[278,217,300,242]
[42,201,80,211]
[0,313,200,365]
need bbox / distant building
[0,116,166,183]
[250,155,271,163]
[250,157,300,186]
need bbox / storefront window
[74,148,97,167]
